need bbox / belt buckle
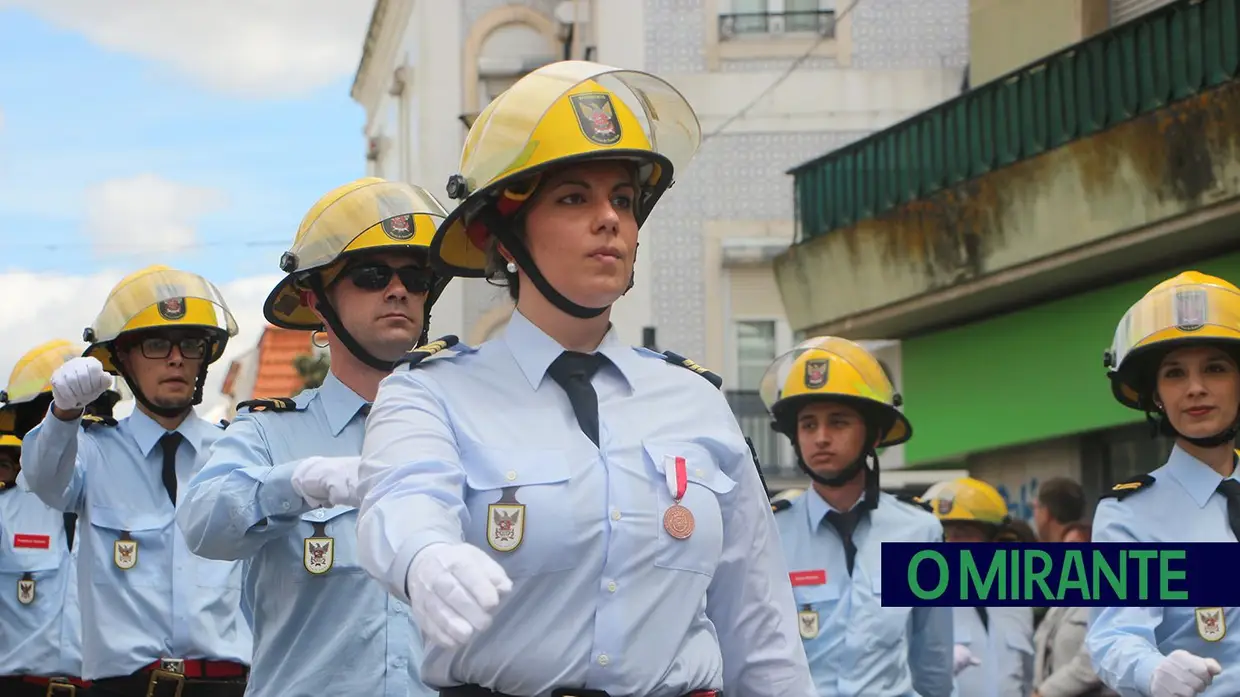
[45,678,76,697]
[148,658,186,697]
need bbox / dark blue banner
[878,543,1238,607]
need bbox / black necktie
[546,351,607,447]
[158,432,184,505]
[825,509,864,576]
[1217,479,1240,540]
[63,513,77,551]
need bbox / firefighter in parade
[18,266,251,696]
[354,60,815,696]
[177,177,447,697]
[761,336,954,697]
[0,340,98,696]
[1087,270,1240,697]
[920,477,1035,697]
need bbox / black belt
[441,687,721,697]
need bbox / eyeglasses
[344,264,434,294]
[138,336,209,360]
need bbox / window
[735,320,777,392]
[719,0,834,38]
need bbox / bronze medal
[663,503,695,540]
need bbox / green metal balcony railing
[790,0,1240,242]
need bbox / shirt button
[610,509,621,521]
[597,654,609,666]
[607,581,617,593]
[282,502,291,511]
[695,468,704,478]
[505,470,517,482]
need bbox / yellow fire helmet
[758,336,911,447]
[84,265,237,373]
[0,434,18,450]
[1104,271,1240,411]
[921,477,1009,526]
[265,177,448,328]
[1,339,105,436]
[431,60,701,317]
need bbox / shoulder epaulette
[217,419,230,429]
[81,414,117,429]
[660,350,723,389]
[1100,474,1155,501]
[895,493,933,513]
[236,397,302,414]
[769,488,805,513]
[395,335,460,369]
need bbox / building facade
[350,0,969,485]
[776,0,1237,517]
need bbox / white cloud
[83,174,228,257]
[0,269,283,415]
[0,1,375,98]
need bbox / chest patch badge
[17,573,35,605]
[114,532,138,570]
[304,521,334,575]
[798,607,819,640]
[487,487,525,553]
[1196,607,1226,642]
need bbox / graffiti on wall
[996,477,1040,522]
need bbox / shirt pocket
[87,504,173,588]
[646,441,737,577]
[462,447,574,578]
[862,572,912,651]
[0,536,62,573]
[792,583,841,646]
[291,505,361,582]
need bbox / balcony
[776,0,1240,338]
[718,10,835,39]
[725,389,803,486]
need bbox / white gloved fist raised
[1149,649,1222,697]
[290,456,360,509]
[953,644,981,675]
[50,357,112,413]
[406,542,513,649]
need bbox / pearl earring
[506,261,517,274]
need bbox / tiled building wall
[642,0,969,357]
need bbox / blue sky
[0,8,366,280]
[0,2,377,407]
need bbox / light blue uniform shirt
[952,605,1033,697]
[177,373,433,697]
[774,488,954,696]
[356,310,815,697]
[16,407,251,680]
[0,485,81,677]
[1088,445,1240,696]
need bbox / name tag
[790,569,826,586]
[13,534,51,550]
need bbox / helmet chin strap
[111,343,210,420]
[1150,407,1240,448]
[782,420,881,508]
[305,273,446,373]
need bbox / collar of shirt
[126,407,211,458]
[803,486,869,531]
[317,371,370,436]
[1165,443,1240,508]
[500,308,640,392]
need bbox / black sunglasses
[137,336,209,360]
[344,264,434,294]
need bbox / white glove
[953,643,981,675]
[1149,649,1222,697]
[50,357,112,412]
[290,456,360,508]
[406,542,513,649]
